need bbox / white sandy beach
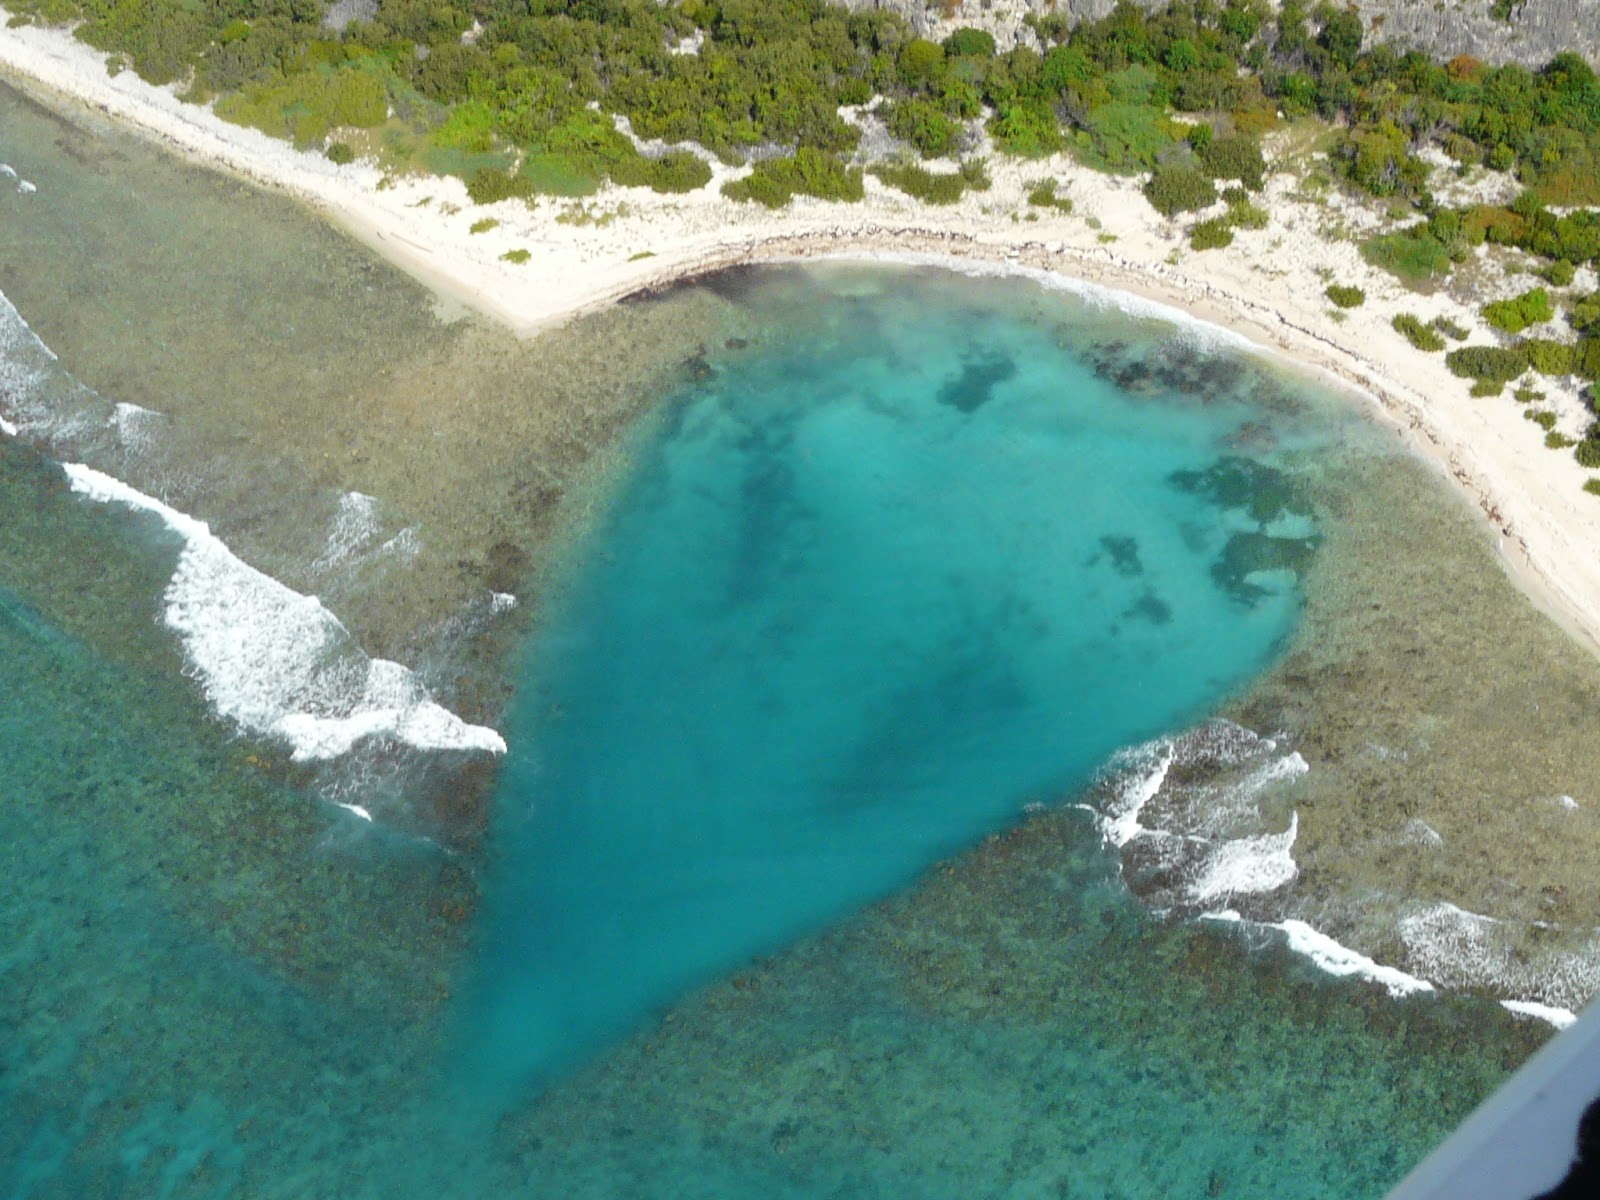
[4,13,1600,663]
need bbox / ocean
[2,75,1592,1198]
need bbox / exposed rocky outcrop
[835,1,1600,67]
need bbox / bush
[884,98,963,159]
[1542,260,1577,287]
[1191,218,1235,250]
[1393,314,1447,351]
[1144,165,1218,217]
[1225,200,1270,230]
[1199,133,1267,190]
[1483,287,1555,334]
[1432,316,1470,340]
[724,149,864,209]
[1326,285,1366,308]
[469,218,498,234]
[1446,344,1530,383]
[1585,479,1600,496]
[1548,431,1577,449]
[501,248,531,264]
[1575,427,1600,468]
[610,150,713,194]
[944,28,996,58]
[989,101,1063,158]
[466,167,533,206]
[1026,179,1073,212]
[1363,227,1452,286]
[1521,338,1576,375]
[1569,293,1600,334]
[325,141,355,165]
[1526,410,1557,430]
[874,162,966,204]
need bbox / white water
[1203,910,1435,999]
[62,464,505,763]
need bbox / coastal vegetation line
[4,0,1599,477]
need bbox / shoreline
[4,17,1600,659]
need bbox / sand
[3,14,1600,659]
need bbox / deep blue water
[465,266,1317,1096]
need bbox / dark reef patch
[937,352,1018,413]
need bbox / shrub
[1393,314,1447,351]
[875,162,966,204]
[610,150,712,194]
[989,101,1063,158]
[1586,479,1600,496]
[959,157,991,191]
[501,248,531,264]
[1548,431,1577,449]
[1570,293,1600,334]
[1483,287,1555,334]
[1191,218,1234,250]
[1542,260,1577,287]
[325,141,355,165]
[1199,133,1267,190]
[466,167,533,205]
[944,28,996,58]
[1363,227,1452,286]
[1446,345,1530,383]
[469,218,498,234]
[1432,316,1469,340]
[724,150,864,208]
[1225,200,1270,230]
[1326,285,1366,309]
[1144,165,1217,217]
[1521,338,1576,375]
[884,98,963,159]
[1027,179,1074,212]
[1576,427,1600,467]
[1579,336,1600,380]
[1526,409,1557,430]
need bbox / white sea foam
[491,592,518,613]
[313,491,383,571]
[62,463,505,763]
[17,180,36,195]
[1204,910,1436,998]
[0,164,14,179]
[1188,812,1299,904]
[110,401,162,453]
[1501,1000,1578,1029]
[1399,901,1600,1013]
[1100,738,1175,847]
[0,414,15,436]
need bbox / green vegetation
[1584,479,1600,496]
[1145,165,1217,217]
[1548,431,1577,449]
[1433,316,1470,341]
[1325,285,1365,309]
[1363,226,1452,287]
[1483,287,1555,334]
[469,218,498,235]
[501,248,531,264]
[724,149,863,208]
[1526,409,1557,430]
[1520,338,1575,375]
[325,141,355,165]
[1190,218,1233,250]
[1393,314,1447,351]
[1026,179,1074,213]
[874,162,966,205]
[1446,344,1530,386]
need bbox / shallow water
[0,74,1590,1199]
[466,265,1317,1095]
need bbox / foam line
[1501,1000,1578,1030]
[1188,812,1299,903]
[62,463,505,762]
[1203,909,1436,998]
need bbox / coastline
[3,16,1600,663]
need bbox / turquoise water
[466,266,1313,1096]
[0,261,1548,1198]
